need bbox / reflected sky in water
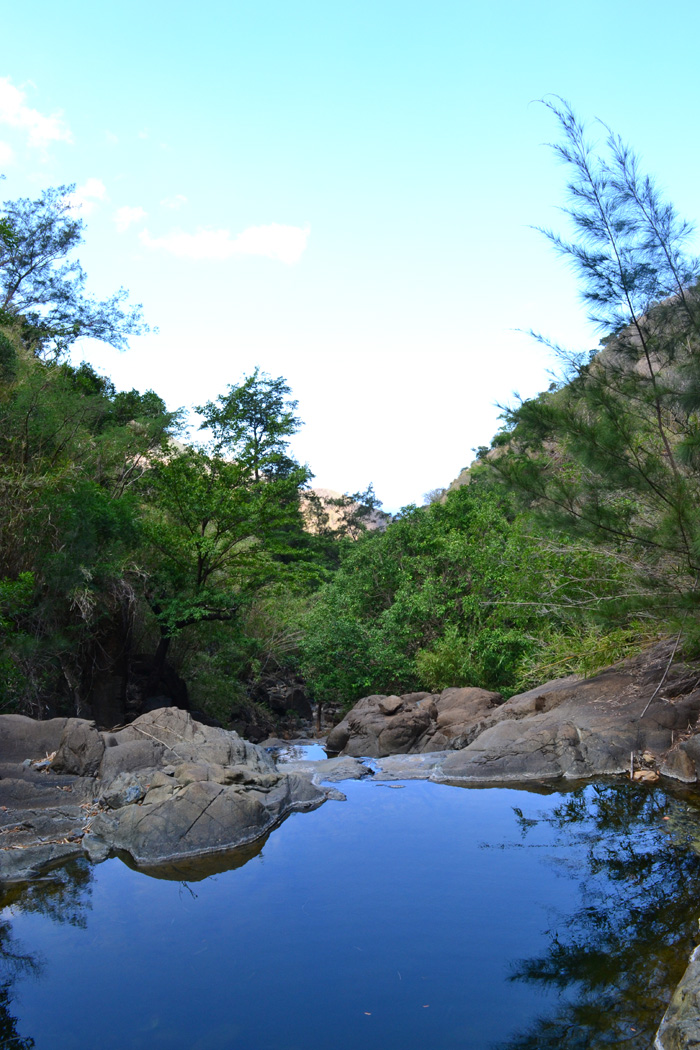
[2,780,700,1050]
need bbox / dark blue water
[2,779,700,1050]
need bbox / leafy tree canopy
[198,367,306,482]
[299,482,633,707]
[0,185,148,358]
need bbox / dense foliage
[2,102,698,725]
[299,482,637,705]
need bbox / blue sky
[2,0,699,509]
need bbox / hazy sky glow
[2,1,699,510]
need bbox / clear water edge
[2,774,700,1050]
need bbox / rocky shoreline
[3,638,700,1045]
[0,708,333,882]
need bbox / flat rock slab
[371,752,453,780]
[276,756,373,783]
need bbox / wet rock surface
[277,755,374,783]
[0,708,331,879]
[656,945,700,1049]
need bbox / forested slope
[3,100,699,728]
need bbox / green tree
[143,370,315,671]
[495,99,700,630]
[299,483,629,706]
[0,185,147,358]
[198,367,304,482]
[0,351,178,716]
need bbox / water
[2,779,700,1050]
[268,742,329,762]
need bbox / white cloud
[160,194,187,210]
[0,76,72,149]
[67,178,107,215]
[114,205,147,232]
[232,224,310,264]
[139,222,310,264]
[0,140,15,167]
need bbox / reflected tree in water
[0,917,40,1050]
[0,859,95,1049]
[1,859,94,930]
[495,784,700,1050]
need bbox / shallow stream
[2,776,700,1050]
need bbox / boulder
[81,709,329,866]
[439,649,700,783]
[430,686,503,749]
[326,687,501,758]
[655,944,700,1049]
[86,765,326,866]
[52,719,105,776]
[0,707,335,879]
[0,715,69,763]
[108,708,276,772]
[327,641,700,785]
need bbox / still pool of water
[2,779,700,1050]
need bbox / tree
[143,371,314,670]
[0,350,179,717]
[299,482,629,706]
[495,99,700,628]
[0,185,147,358]
[198,367,305,482]
[142,448,273,664]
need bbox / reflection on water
[118,835,270,883]
[270,741,329,763]
[497,785,700,1050]
[0,858,94,1050]
[0,919,39,1050]
[1,781,700,1050]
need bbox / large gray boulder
[440,651,700,783]
[0,714,69,764]
[98,708,276,775]
[86,771,325,866]
[0,708,332,879]
[81,709,328,865]
[326,687,501,758]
